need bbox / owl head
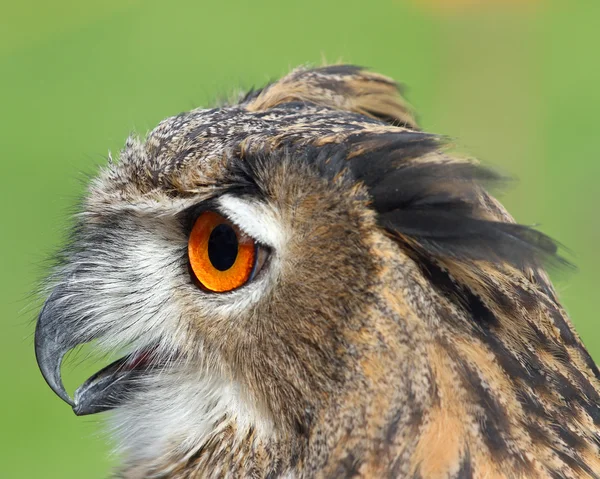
[36,66,596,478]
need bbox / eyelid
[180,199,270,249]
[249,243,270,282]
[179,200,222,236]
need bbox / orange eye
[188,211,258,293]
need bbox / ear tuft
[342,132,570,270]
[243,65,418,129]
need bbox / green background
[1,0,599,477]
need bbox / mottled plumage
[35,65,600,478]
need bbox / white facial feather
[111,369,275,471]
[219,194,288,251]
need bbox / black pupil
[208,224,238,271]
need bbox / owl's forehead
[146,102,379,168]
[99,103,382,202]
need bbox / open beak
[35,289,157,416]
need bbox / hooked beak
[35,289,158,416]
[34,294,75,408]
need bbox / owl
[35,65,600,478]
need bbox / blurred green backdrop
[2,0,599,477]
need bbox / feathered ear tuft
[342,131,570,269]
[243,64,418,129]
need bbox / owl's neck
[118,422,298,479]
[111,370,291,478]
[109,347,431,478]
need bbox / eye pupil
[207,224,238,271]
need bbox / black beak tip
[72,403,88,416]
